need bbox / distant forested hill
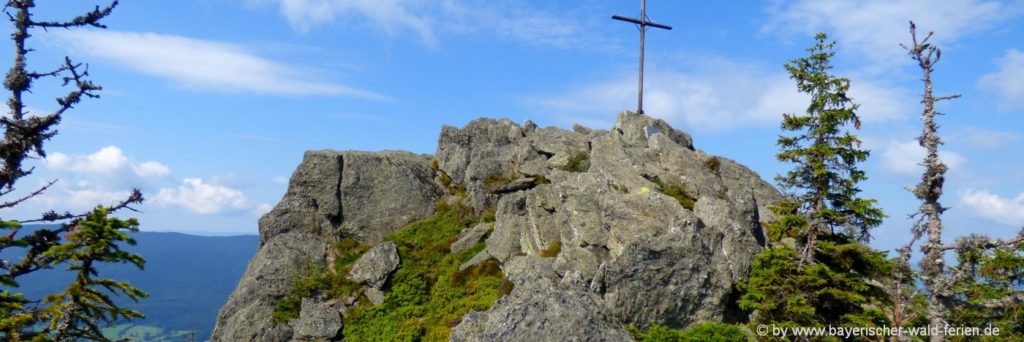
[1,226,258,340]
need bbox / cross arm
[611,15,672,30]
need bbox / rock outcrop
[256,150,443,245]
[450,223,491,254]
[212,151,442,341]
[450,257,634,342]
[212,232,328,341]
[347,241,400,289]
[213,111,782,341]
[290,299,343,341]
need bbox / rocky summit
[212,112,782,341]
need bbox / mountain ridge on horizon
[1,225,258,340]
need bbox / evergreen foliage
[775,32,884,248]
[739,33,892,339]
[0,1,148,341]
[739,208,892,338]
[1,207,147,341]
[947,240,1024,341]
[628,322,751,342]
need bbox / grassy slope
[276,202,508,341]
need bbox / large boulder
[434,119,591,213]
[289,298,342,341]
[258,150,443,245]
[451,222,491,254]
[450,256,635,342]
[347,241,400,289]
[213,150,442,341]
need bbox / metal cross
[613,0,671,115]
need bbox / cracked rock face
[450,256,635,342]
[211,232,328,341]
[214,111,782,341]
[446,112,782,335]
[257,150,443,245]
[212,151,442,341]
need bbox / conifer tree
[0,1,147,341]
[775,32,885,259]
[739,33,891,337]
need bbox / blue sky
[1,0,1022,255]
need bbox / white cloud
[880,139,966,176]
[527,67,800,132]
[44,152,70,170]
[154,178,253,215]
[53,30,385,99]
[132,161,171,178]
[256,0,438,46]
[764,0,1018,68]
[251,0,595,49]
[848,81,914,123]
[959,189,1024,226]
[254,202,275,217]
[9,146,174,215]
[46,146,170,180]
[438,0,593,49]
[63,188,134,210]
[979,49,1024,110]
[272,176,289,185]
[527,57,910,132]
[953,126,1021,149]
[72,146,128,174]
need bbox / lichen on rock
[213,111,782,341]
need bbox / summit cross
[612,0,672,115]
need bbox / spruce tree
[775,32,884,257]
[739,33,891,337]
[0,1,147,341]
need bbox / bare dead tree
[0,1,148,341]
[900,21,1024,342]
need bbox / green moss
[342,204,506,341]
[628,323,749,342]
[480,206,497,223]
[539,240,562,258]
[271,237,371,323]
[434,167,467,198]
[433,200,476,227]
[559,151,591,173]
[483,173,515,192]
[438,171,452,188]
[647,176,698,210]
[532,174,551,185]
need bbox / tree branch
[0,178,55,209]
[19,188,142,224]
[27,1,117,29]
[939,229,1024,252]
